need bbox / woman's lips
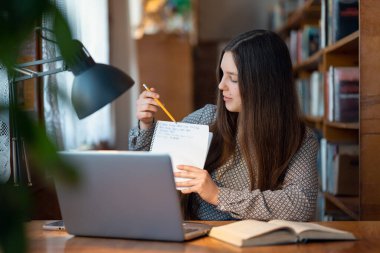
[223,96,232,101]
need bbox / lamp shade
[67,40,134,119]
[71,64,134,119]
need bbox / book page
[210,220,294,240]
[269,220,352,235]
[150,121,211,188]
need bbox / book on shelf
[301,25,320,61]
[319,138,328,191]
[296,78,310,116]
[325,0,359,45]
[326,66,359,123]
[333,154,359,195]
[296,71,324,118]
[333,67,359,122]
[332,0,358,43]
[310,71,324,117]
[319,139,359,195]
[289,30,299,65]
[289,27,320,65]
[320,0,328,48]
[208,219,356,247]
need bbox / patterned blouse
[129,104,319,221]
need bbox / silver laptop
[54,151,211,241]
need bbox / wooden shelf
[322,31,359,71]
[293,50,323,72]
[324,121,359,130]
[324,31,359,55]
[301,118,359,142]
[303,115,323,130]
[323,121,359,142]
[276,0,321,37]
[293,31,359,73]
[324,192,359,220]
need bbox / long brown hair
[205,30,305,191]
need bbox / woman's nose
[218,78,227,90]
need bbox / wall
[108,0,139,150]
[198,0,277,41]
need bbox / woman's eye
[230,77,238,83]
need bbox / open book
[208,220,356,247]
[150,121,212,189]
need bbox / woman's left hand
[174,165,219,205]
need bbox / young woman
[129,30,319,221]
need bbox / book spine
[327,66,334,122]
[320,138,327,192]
[310,71,324,117]
[333,0,359,42]
[297,30,303,64]
[320,0,326,49]
[289,30,298,65]
[326,142,337,194]
[327,0,333,46]
[326,143,359,196]
[296,78,310,116]
[301,26,320,61]
[320,141,360,196]
[333,67,359,122]
[333,154,359,196]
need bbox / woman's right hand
[136,87,160,130]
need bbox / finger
[174,171,197,179]
[136,99,159,112]
[180,187,195,194]
[176,179,196,188]
[176,165,202,172]
[139,103,158,112]
[142,90,160,99]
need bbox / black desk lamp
[13,39,134,119]
[10,38,134,185]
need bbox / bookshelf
[276,0,321,37]
[324,192,359,220]
[274,0,380,221]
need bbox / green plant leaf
[0,0,51,73]
[0,1,80,253]
[0,184,30,253]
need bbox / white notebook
[150,121,212,188]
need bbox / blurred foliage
[0,184,30,253]
[0,0,79,74]
[0,1,80,253]
[168,0,191,14]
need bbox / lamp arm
[17,56,64,68]
[9,55,68,185]
[13,56,68,82]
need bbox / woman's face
[218,51,242,112]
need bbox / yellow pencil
[142,84,177,122]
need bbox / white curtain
[44,0,114,150]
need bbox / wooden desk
[27,220,380,253]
